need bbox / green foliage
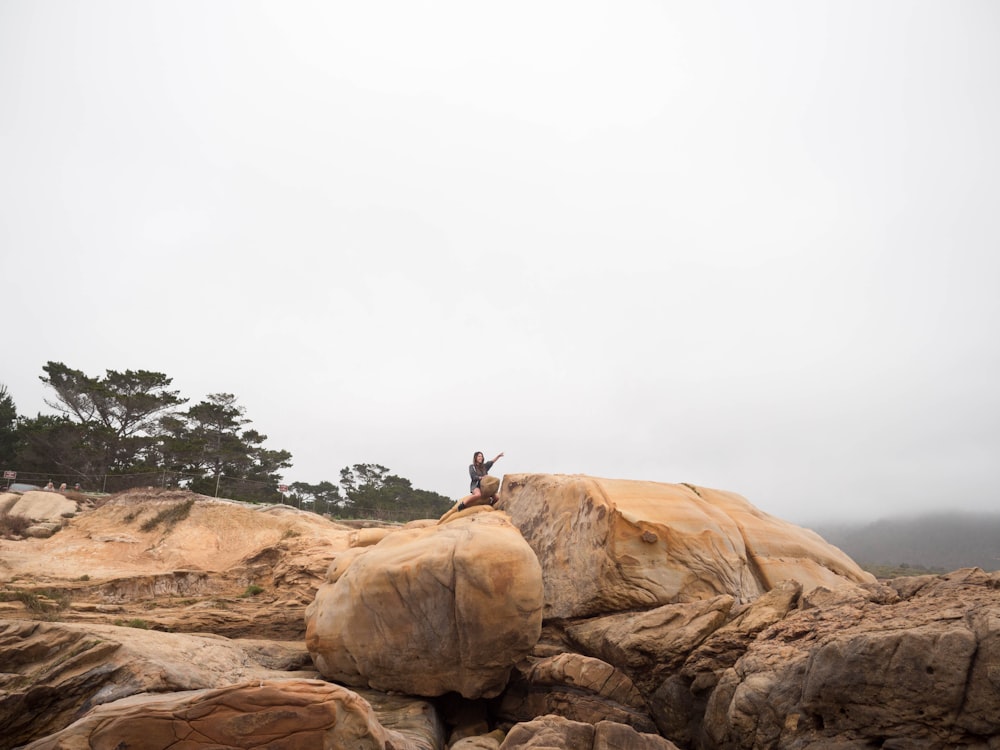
[38,362,186,476]
[336,463,452,520]
[113,618,150,629]
[240,584,265,597]
[159,393,292,503]
[13,414,96,478]
[289,480,343,515]
[0,588,69,613]
[7,364,451,523]
[139,499,195,532]
[0,383,19,467]
[0,590,45,612]
[0,511,31,538]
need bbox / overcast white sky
[2,1,998,525]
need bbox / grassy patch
[113,618,150,629]
[240,584,265,598]
[0,512,31,538]
[0,588,69,613]
[862,562,947,579]
[140,499,195,532]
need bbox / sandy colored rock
[566,595,735,691]
[23,679,442,750]
[497,653,656,732]
[498,715,681,750]
[0,490,354,582]
[0,489,358,639]
[306,510,544,698]
[5,490,78,522]
[499,474,873,619]
[24,522,61,538]
[0,619,315,748]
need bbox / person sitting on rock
[454,474,501,513]
[468,450,503,502]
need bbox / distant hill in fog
[812,513,1000,574]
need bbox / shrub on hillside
[0,511,31,538]
[140,499,195,532]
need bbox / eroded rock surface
[4,482,997,750]
[0,620,315,748]
[696,569,1000,749]
[306,510,544,698]
[22,679,443,750]
[498,474,873,618]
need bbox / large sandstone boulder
[4,490,78,522]
[306,510,544,698]
[23,679,444,750]
[499,474,873,618]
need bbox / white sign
[2,471,15,480]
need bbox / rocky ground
[1,479,998,750]
[0,487,367,640]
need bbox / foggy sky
[2,1,998,525]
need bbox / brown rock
[498,714,681,749]
[499,474,872,619]
[497,653,657,733]
[0,619,315,748]
[305,511,544,698]
[565,595,734,691]
[5,490,78,522]
[24,522,61,538]
[23,679,442,750]
[700,568,1000,749]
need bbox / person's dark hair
[472,451,484,464]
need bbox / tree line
[0,363,452,520]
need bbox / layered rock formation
[2,477,998,750]
[23,680,444,750]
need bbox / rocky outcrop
[496,653,656,733]
[306,510,544,698]
[23,679,444,750]
[676,569,1000,749]
[498,714,681,749]
[3,481,998,750]
[1,490,78,523]
[498,475,874,619]
[0,620,315,749]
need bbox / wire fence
[2,468,265,495]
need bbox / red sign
[278,484,289,493]
[2,471,15,479]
